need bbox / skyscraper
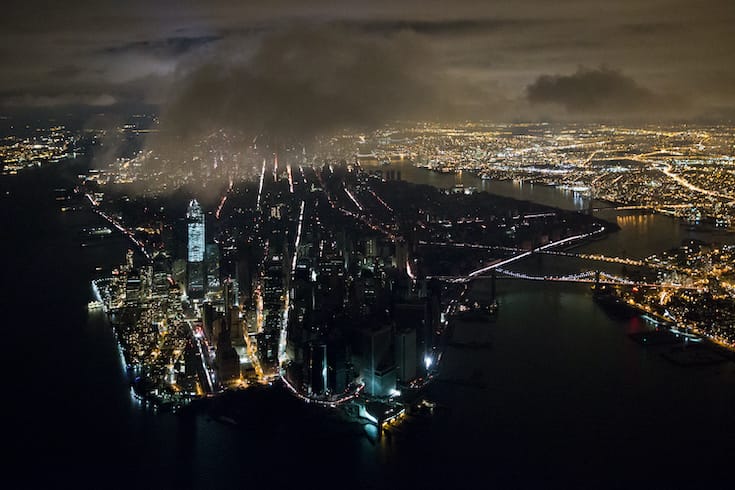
[187,199,205,297]
[187,199,205,262]
[205,243,220,292]
[258,254,285,374]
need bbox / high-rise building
[205,244,220,292]
[124,273,141,305]
[306,341,328,396]
[353,323,395,397]
[187,199,205,262]
[259,254,285,373]
[395,327,417,384]
[187,199,205,297]
[223,279,244,346]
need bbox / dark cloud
[526,67,685,117]
[101,35,222,58]
[153,26,451,147]
[345,18,530,36]
[2,93,117,108]
[46,65,85,79]
[620,22,684,35]
[0,1,733,120]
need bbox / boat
[87,300,104,311]
[80,226,113,237]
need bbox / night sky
[2,1,734,122]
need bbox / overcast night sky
[2,0,734,123]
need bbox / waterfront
[373,159,735,253]
[4,161,734,488]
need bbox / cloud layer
[2,93,117,108]
[1,1,733,122]
[156,27,445,144]
[526,67,684,117]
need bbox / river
[372,161,735,488]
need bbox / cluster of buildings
[340,123,735,228]
[595,240,735,352]
[222,162,445,403]
[76,119,735,414]
[92,159,451,410]
[85,125,619,409]
[93,249,198,404]
[73,119,735,230]
[650,241,735,348]
[281,226,441,402]
[0,125,79,175]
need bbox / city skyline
[3,2,734,489]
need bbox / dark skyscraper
[259,254,285,374]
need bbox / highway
[535,250,690,273]
[490,268,697,289]
[660,163,734,201]
[85,193,151,260]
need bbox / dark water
[4,162,734,489]
[415,281,735,488]
[374,161,735,487]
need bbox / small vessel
[80,226,113,237]
[87,300,104,311]
[669,325,703,342]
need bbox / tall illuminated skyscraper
[187,199,205,262]
[187,199,205,296]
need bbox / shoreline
[411,162,735,233]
